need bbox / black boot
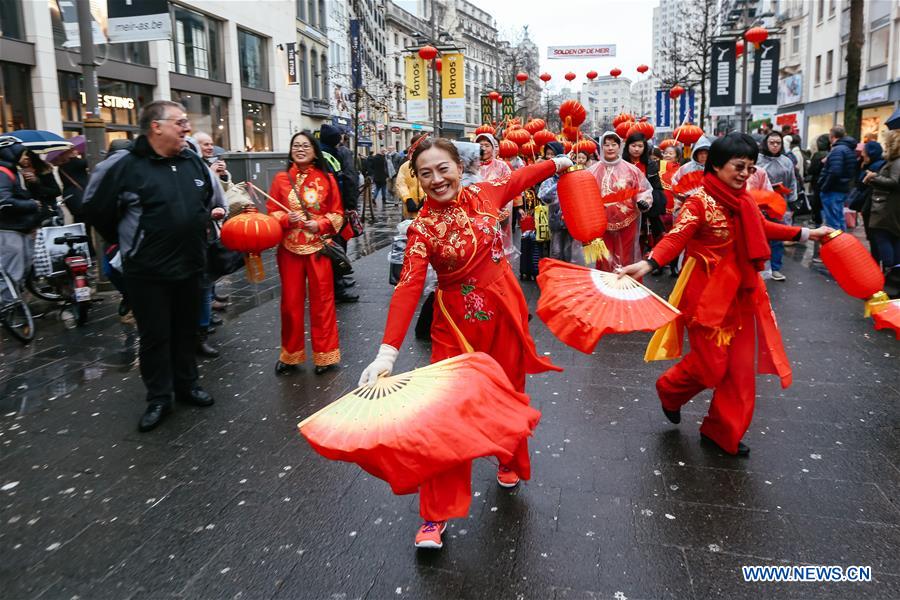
[700,433,750,456]
[275,361,298,375]
[662,406,681,424]
[197,328,220,358]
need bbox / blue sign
[350,19,363,89]
[677,89,696,124]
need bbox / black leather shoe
[314,364,335,375]
[335,292,359,304]
[209,314,224,326]
[275,361,298,376]
[341,277,356,288]
[662,407,681,424]
[138,402,171,432]
[700,433,749,456]
[175,387,214,407]
[197,334,220,358]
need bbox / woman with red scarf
[619,133,832,456]
[358,138,570,549]
[268,132,344,376]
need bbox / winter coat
[819,136,858,193]
[367,154,388,183]
[868,157,900,236]
[0,153,43,233]
[757,153,798,204]
[395,161,424,219]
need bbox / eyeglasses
[727,162,757,174]
[291,143,313,150]
[157,118,190,128]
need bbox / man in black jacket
[82,101,217,432]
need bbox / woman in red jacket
[358,138,570,549]
[620,133,832,456]
[268,132,344,375]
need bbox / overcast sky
[397,0,659,91]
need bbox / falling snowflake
[708,544,722,552]
[809,453,822,460]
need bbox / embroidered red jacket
[267,165,344,255]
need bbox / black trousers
[125,275,202,403]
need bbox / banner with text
[405,55,429,122]
[107,0,171,43]
[441,53,465,123]
[350,19,363,89]
[547,44,616,59]
[286,43,298,85]
[480,95,494,125]
[709,40,737,116]
[752,39,780,114]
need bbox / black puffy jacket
[0,144,43,233]
[819,136,858,193]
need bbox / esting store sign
[78,92,136,110]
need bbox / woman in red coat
[268,132,344,375]
[620,133,832,456]
[358,138,570,549]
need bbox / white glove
[358,344,400,386]
[552,155,574,173]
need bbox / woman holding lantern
[268,132,345,376]
[358,137,570,549]
[619,133,833,456]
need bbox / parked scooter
[27,233,93,327]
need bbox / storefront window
[861,105,895,144]
[0,62,33,130]
[58,72,151,143]
[242,101,272,152]
[172,90,230,150]
[238,29,268,90]
[172,5,224,81]
[0,1,24,39]
[49,1,149,65]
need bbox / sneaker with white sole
[497,465,520,488]
[414,521,447,549]
[771,271,786,281]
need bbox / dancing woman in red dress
[358,138,570,548]
[620,133,832,456]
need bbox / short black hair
[286,131,328,173]
[705,132,759,174]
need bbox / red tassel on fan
[672,170,705,196]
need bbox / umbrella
[5,130,72,154]
[886,107,900,131]
[45,135,85,165]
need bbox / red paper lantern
[559,99,587,127]
[557,167,607,244]
[418,45,438,61]
[562,125,581,142]
[626,120,655,140]
[636,64,649,74]
[609,68,622,78]
[524,118,546,135]
[562,140,573,153]
[658,138,678,150]
[505,128,532,147]
[673,123,704,145]
[491,92,503,104]
[539,72,552,83]
[474,124,496,136]
[612,112,635,128]
[220,208,282,254]
[520,141,538,158]
[669,85,685,99]
[820,231,885,300]
[614,121,633,141]
[516,72,529,83]
[434,58,442,72]
[744,26,769,49]
[564,72,577,82]
[735,39,745,58]
[533,129,557,148]
[586,70,598,81]
[498,139,519,159]
[573,139,597,156]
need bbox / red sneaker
[497,465,520,488]
[414,521,447,549]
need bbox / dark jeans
[373,181,388,204]
[125,275,203,403]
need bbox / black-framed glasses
[291,143,313,150]
[157,118,190,128]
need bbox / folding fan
[602,187,639,206]
[672,170,704,196]
[298,353,541,495]
[749,189,787,220]
[536,258,681,354]
[870,299,900,340]
[772,182,792,198]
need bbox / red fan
[870,299,900,340]
[673,170,704,196]
[749,189,787,220]
[297,353,540,495]
[602,187,639,206]
[772,182,792,198]
[536,258,681,353]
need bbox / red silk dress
[645,183,802,454]
[383,159,562,521]
[587,159,652,271]
[268,165,344,367]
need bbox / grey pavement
[1,220,899,600]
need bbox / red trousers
[276,248,340,366]
[656,302,755,454]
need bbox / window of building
[318,0,325,30]
[868,25,890,68]
[49,1,150,64]
[307,0,316,27]
[238,29,268,90]
[319,54,328,100]
[299,43,308,97]
[310,48,319,98]
[171,5,224,80]
[297,0,306,22]
[828,0,836,17]
[791,25,800,55]
[815,54,821,84]
[0,61,32,130]
[242,101,272,151]
[58,72,152,144]
[0,1,24,40]
[825,49,833,81]
[817,0,824,22]
[172,90,230,149]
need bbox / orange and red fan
[749,189,787,220]
[297,353,540,495]
[870,299,900,339]
[672,170,704,196]
[536,258,681,354]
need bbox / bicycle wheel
[0,300,35,343]
[26,268,64,302]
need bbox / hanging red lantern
[612,112,635,128]
[636,64,649,74]
[559,99,587,128]
[669,85,685,99]
[609,68,622,78]
[520,140,538,158]
[614,121,633,141]
[562,140,573,153]
[539,72,552,83]
[516,72,529,83]
[491,92,504,104]
[735,39,745,58]
[562,126,581,142]
[744,26,769,49]
[626,120,655,140]
[820,231,886,306]
[417,45,438,61]
[673,123,704,145]
[586,70,598,81]
[498,139,519,159]
[557,167,608,260]
[434,58,442,72]
[573,139,597,156]
[474,124,496,136]
[505,128,532,147]
[220,207,283,283]
[564,72,577,82]
[658,138,678,150]
[533,129,558,148]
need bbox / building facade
[296,0,331,133]
[581,76,637,134]
[2,0,304,152]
